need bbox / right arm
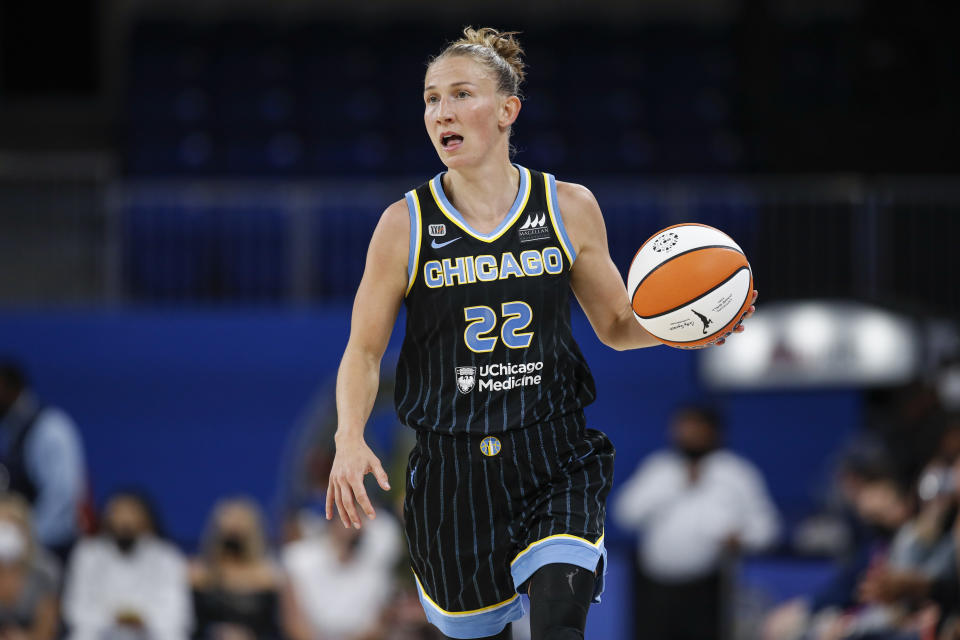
[325,200,410,530]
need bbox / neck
[442,156,519,226]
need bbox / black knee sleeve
[528,563,596,640]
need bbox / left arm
[557,181,660,351]
[557,181,754,350]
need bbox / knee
[528,564,595,640]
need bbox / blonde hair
[432,27,526,99]
[200,496,269,564]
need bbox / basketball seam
[634,266,751,321]
[630,244,745,312]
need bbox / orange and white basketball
[628,224,753,349]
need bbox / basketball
[628,223,753,349]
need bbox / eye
[456,90,471,99]
[425,94,439,104]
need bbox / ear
[498,95,521,130]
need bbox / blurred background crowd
[1,0,959,638]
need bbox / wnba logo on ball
[652,232,679,253]
[480,436,501,457]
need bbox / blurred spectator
[0,362,89,559]
[0,494,59,640]
[613,404,781,640]
[190,497,306,640]
[62,491,191,640]
[282,507,401,640]
[763,471,922,640]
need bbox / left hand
[715,289,758,346]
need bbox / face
[215,503,257,540]
[423,56,520,169]
[856,481,911,530]
[670,413,718,455]
[105,496,151,538]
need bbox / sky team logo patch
[455,366,476,394]
[519,212,550,243]
[480,436,501,457]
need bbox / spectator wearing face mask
[0,493,59,640]
[282,505,402,640]
[612,404,781,640]
[62,491,191,640]
[190,497,309,640]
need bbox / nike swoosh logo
[431,237,462,249]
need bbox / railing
[2,168,959,317]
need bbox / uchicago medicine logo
[455,366,477,394]
[456,362,544,393]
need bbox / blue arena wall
[0,307,858,545]
[0,307,859,637]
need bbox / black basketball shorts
[403,415,615,639]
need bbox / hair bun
[455,27,526,88]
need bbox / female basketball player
[327,28,756,640]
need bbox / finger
[351,479,377,521]
[373,461,391,491]
[341,478,364,529]
[752,290,758,304]
[325,483,334,520]
[715,338,726,345]
[333,483,350,529]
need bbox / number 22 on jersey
[464,301,534,352]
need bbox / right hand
[325,435,391,529]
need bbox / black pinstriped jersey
[394,165,596,435]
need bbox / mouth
[440,132,464,150]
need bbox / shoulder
[379,199,412,234]
[254,560,283,588]
[711,450,764,480]
[33,407,80,440]
[553,181,605,253]
[188,559,211,587]
[642,451,684,473]
[70,536,108,562]
[146,537,187,565]
[280,538,321,572]
[625,451,680,479]
[366,199,412,268]
[555,181,602,219]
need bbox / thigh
[403,433,524,638]
[508,425,615,598]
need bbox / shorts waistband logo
[480,436,501,457]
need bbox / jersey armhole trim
[405,190,422,296]
[544,173,576,265]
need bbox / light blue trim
[404,191,419,286]
[430,164,529,241]
[414,587,524,639]
[546,173,577,264]
[510,537,607,604]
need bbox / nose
[436,97,454,123]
